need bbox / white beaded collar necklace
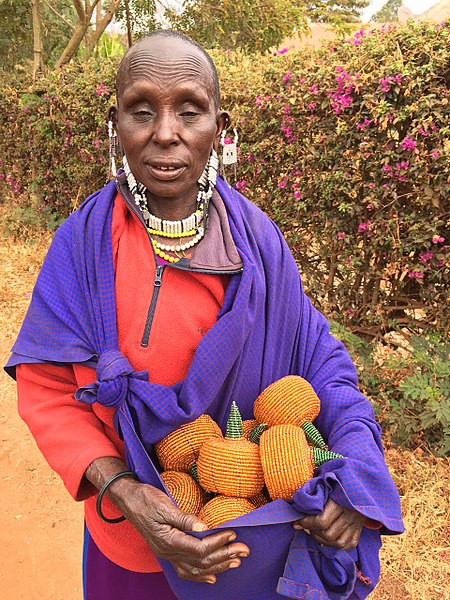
[122,152,219,235]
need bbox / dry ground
[0,232,449,600]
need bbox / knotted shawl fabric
[6,177,403,599]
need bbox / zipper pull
[154,265,164,287]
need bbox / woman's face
[113,37,227,213]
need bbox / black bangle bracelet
[96,470,138,524]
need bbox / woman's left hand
[293,498,365,551]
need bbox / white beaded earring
[220,128,238,182]
[108,120,118,177]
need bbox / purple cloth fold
[5,177,403,599]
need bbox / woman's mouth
[148,163,186,181]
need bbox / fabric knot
[75,349,147,410]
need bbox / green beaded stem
[226,401,243,439]
[302,421,327,449]
[189,463,199,483]
[248,423,268,444]
[313,448,344,468]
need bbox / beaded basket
[155,414,222,472]
[198,495,256,529]
[161,471,209,516]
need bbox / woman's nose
[152,111,179,146]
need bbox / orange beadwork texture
[242,419,258,439]
[155,415,222,472]
[249,492,269,508]
[260,424,315,501]
[160,471,208,516]
[254,375,320,428]
[198,496,256,529]
[197,437,264,498]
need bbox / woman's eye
[181,111,199,118]
[134,110,153,118]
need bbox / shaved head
[115,30,221,109]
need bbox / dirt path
[0,233,449,600]
[0,236,83,599]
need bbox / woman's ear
[108,105,118,127]
[214,110,231,150]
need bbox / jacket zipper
[141,265,165,348]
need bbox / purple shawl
[6,177,403,599]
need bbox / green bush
[0,21,448,333]
[330,322,450,456]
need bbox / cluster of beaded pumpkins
[155,375,343,529]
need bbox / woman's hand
[85,457,250,584]
[293,498,365,551]
[110,477,250,584]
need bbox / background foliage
[0,21,448,337]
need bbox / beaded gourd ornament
[253,375,327,449]
[197,402,265,498]
[155,414,222,472]
[260,424,343,501]
[198,495,256,529]
[160,471,208,516]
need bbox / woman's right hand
[110,476,250,584]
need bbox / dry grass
[1,225,449,599]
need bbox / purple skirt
[83,526,179,600]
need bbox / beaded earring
[220,128,238,182]
[108,120,118,177]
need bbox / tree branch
[42,0,76,30]
[72,0,86,22]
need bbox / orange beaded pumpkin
[155,414,222,472]
[199,495,256,529]
[161,471,208,516]
[254,375,327,449]
[260,424,343,501]
[242,419,258,439]
[197,402,264,498]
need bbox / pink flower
[408,271,424,279]
[431,150,440,159]
[432,235,445,244]
[282,104,291,115]
[247,153,254,162]
[312,211,319,217]
[235,179,247,192]
[401,137,417,151]
[420,251,434,264]
[283,72,292,84]
[358,222,369,233]
[368,183,376,188]
[338,232,345,240]
[95,83,109,96]
[293,191,301,200]
[277,47,288,55]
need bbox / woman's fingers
[293,499,365,550]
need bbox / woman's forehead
[117,37,215,102]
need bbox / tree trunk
[54,20,90,68]
[85,0,122,53]
[31,0,44,80]
[124,0,133,48]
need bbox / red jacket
[16,185,242,571]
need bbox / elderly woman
[6,30,402,600]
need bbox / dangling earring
[108,120,118,177]
[220,128,238,183]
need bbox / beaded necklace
[123,152,218,232]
